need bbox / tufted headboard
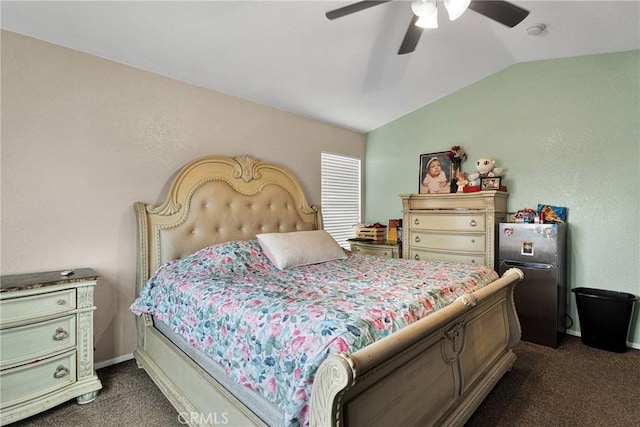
[134,155,322,294]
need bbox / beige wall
[1,30,365,363]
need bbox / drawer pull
[53,327,69,341]
[56,299,67,306]
[414,218,420,225]
[414,236,421,243]
[469,219,477,227]
[53,365,70,379]
[471,239,476,243]
[414,254,420,261]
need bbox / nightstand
[0,268,103,425]
[349,240,401,259]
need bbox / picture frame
[480,176,501,191]
[419,151,452,194]
[521,240,534,256]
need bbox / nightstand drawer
[409,248,485,266]
[410,213,486,232]
[351,245,394,258]
[349,241,400,259]
[0,350,76,409]
[0,315,76,369]
[410,231,485,252]
[0,289,76,325]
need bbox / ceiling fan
[325,0,530,55]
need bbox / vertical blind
[321,152,361,248]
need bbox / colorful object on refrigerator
[536,204,567,223]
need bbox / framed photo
[419,151,452,194]
[521,240,534,256]
[480,176,501,191]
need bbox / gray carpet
[11,359,179,427]
[10,336,640,426]
[466,336,640,426]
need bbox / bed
[131,154,523,427]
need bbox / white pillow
[256,230,347,270]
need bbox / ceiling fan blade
[325,1,391,20]
[467,0,530,28]
[398,15,423,55]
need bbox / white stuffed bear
[468,158,504,186]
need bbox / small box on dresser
[400,191,508,269]
[0,268,103,426]
[354,226,387,241]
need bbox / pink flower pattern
[131,240,498,426]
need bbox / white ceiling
[2,1,639,133]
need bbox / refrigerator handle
[500,260,553,270]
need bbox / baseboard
[94,353,134,370]
[566,329,639,350]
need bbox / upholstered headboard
[134,155,321,293]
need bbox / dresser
[400,191,508,269]
[349,240,401,258]
[0,269,103,425]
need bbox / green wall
[365,50,640,347]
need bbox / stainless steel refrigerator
[498,223,567,348]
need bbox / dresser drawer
[0,315,76,369]
[0,350,76,409]
[410,231,486,253]
[0,289,76,325]
[410,248,486,266]
[410,213,486,232]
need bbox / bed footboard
[310,268,523,427]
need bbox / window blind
[321,152,361,248]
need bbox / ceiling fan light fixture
[412,0,438,29]
[444,0,471,21]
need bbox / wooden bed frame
[133,155,523,427]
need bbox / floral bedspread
[130,240,498,426]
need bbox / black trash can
[572,287,637,353]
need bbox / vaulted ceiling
[2,1,639,133]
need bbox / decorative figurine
[456,171,469,193]
[468,158,504,186]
